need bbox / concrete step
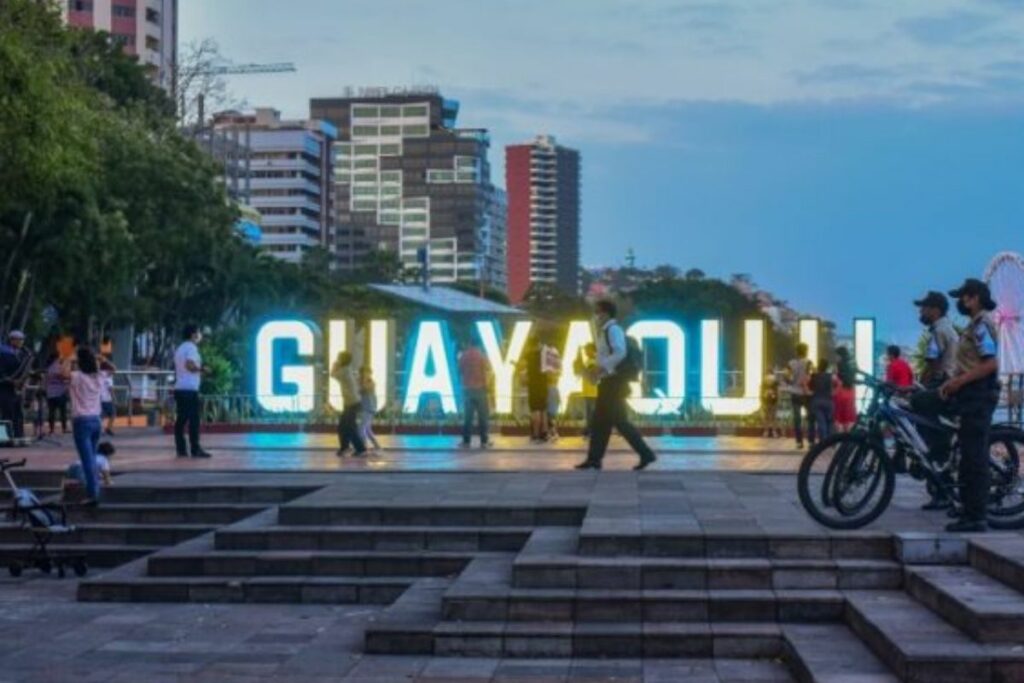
[69,503,267,525]
[279,504,585,527]
[443,585,845,623]
[513,555,902,591]
[844,590,1023,683]
[783,623,900,683]
[77,575,415,604]
[101,485,317,504]
[366,620,785,659]
[0,470,65,489]
[905,565,1024,643]
[0,543,158,568]
[214,525,532,552]
[0,523,213,547]
[969,536,1024,592]
[147,550,483,577]
[576,530,894,560]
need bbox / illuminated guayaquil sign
[254,318,876,416]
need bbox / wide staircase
[48,483,1024,683]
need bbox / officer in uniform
[941,279,1000,533]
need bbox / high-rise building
[310,88,506,289]
[212,108,336,264]
[505,135,581,304]
[63,0,178,92]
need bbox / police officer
[941,279,1000,533]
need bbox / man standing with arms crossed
[575,300,656,471]
[174,325,211,459]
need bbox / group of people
[330,350,382,456]
[764,278,999,533]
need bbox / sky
[180,0,1024,343]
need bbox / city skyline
[179,0,1024,342]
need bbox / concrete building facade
[63,0,177,92]
[505,135,580,304]
[310,88,506,289]
[212,109,336,264]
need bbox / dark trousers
[462,389,490,445]
[585,375,655,465]
[173,390,202,455]
[47,395,68,432]
[812,400,833,443]
[0,387,24,439]
[582,397,596,437]
[337,403,366,453]
[910,389,954,468]
[791,395,811,446]
[956,385,999,521]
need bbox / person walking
[884,346,914,388]
[173,325,210,458]
[63,347,105,505]
[833,347,858,433]
[44,353,69,435]
[940,279,1001,532]
[760,372,781,438]
[458,338,491,448]
[575,300,657,471]
[575,343,599,439]
[358,366,381,451]
[520,336,549,443]
[809,359,835,443]
[784,343,814,450]
[332,351,366,456]
[543,343,562,441]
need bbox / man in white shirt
[575,300,657,471]
[173,325,210,458]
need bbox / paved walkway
[10,428,805,473]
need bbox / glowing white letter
[256,320,317,413]
[854,317,876,408]
[326,319,352,412]
[625,320,686,416]
[403,321,457,414]
[701,319,764,416]
[557,320,596,414]
[476,320,532,414]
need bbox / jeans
[174,390,202,455]
[586,375,656,465]
[791,395,811,445]
[811,400,833,443]
[582,397,597,436]
[47,395,68,432]
[72,416,101,500]
[337,403,366,453]
[462,389,490,445]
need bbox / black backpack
[605,325,643,382]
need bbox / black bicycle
[797,374,1024,529]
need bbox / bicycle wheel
[986,427,1024,525]
[798,433,895,529]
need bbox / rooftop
[368,284,521,315]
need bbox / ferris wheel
[984,251,1024,374]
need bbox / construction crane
[193,62,297,127]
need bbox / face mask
[918,314,931,326]
[956,301,971,317]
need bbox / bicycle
[797,373,1024,529]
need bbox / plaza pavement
[0,429,1021,681]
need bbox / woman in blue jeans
[64,347,104,505]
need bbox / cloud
[794,63,899,86]
[896,10,1005,46]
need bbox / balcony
[250,195,322,213]
[258,213,322,233]
[249,176,322,195]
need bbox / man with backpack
[575,300,657,471]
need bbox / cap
[913,291,949,314]
[8,330,25,340]
[949,278,997,311]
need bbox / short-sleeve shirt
[925,317,959,379]
[458,347,489,391]
[885,358,914,387]
[100,371,114,403]
[786,359,813,396]
[69,371,103,418]
[174,341,202,392]
[955,313,999,377]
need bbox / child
[99,358,116,437]
[358,367,381,451]
[760,372,781,438]
[63,441,115,497]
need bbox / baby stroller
[1,458,87,577]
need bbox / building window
[68,1,93,11]
[145,35,160,51]
[112,4,135,17]
[402,124,428,137]
[146,7,160,22]
[352,125,378,137]
[352,105,378,118]
[403,105,428,117]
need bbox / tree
[173,38,235,127]
[685,268,706,281]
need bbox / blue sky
[180,0,1024,342]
